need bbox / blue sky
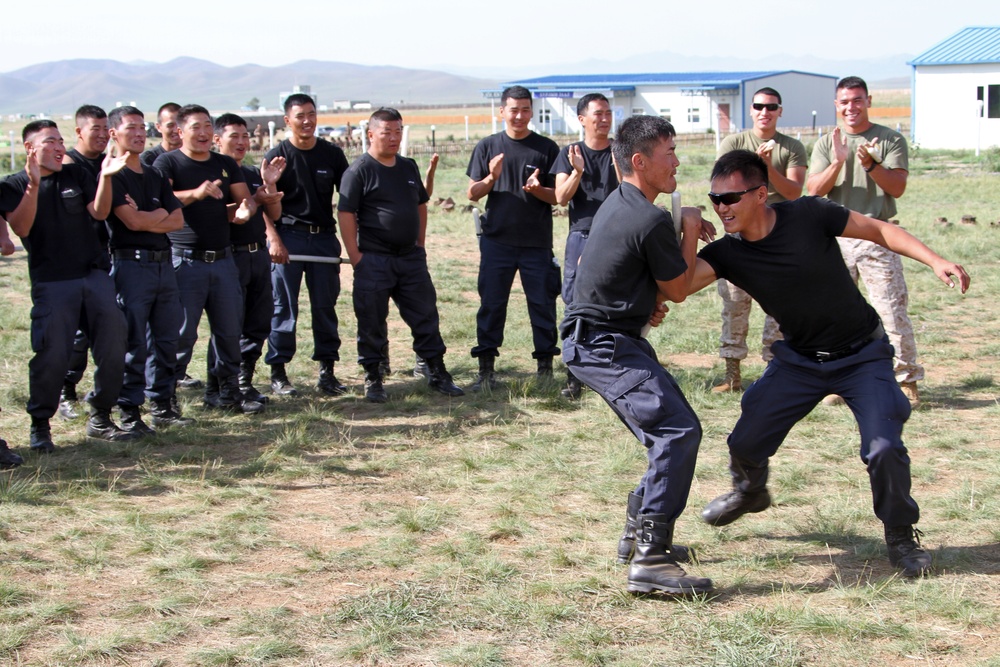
[2,0,998,74]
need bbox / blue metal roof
[505,71,788,87]
[909,27,1000,66]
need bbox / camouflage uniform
[810,122,922,385]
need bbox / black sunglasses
[708,185,763,206]
[752,103,780,111]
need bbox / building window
[632,108,645,116]
[687,108,700,124]
[989,85,1000,119]
[659,109,671,121]
[538,109,551,124]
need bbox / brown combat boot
[712,358,742,393]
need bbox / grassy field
[1,140,999,666]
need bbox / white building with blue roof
[495,71,837,136]
[910,27,1000,150]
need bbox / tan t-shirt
[718,130,808,204]
[809,123,908,221]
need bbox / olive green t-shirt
[718,131,807,204]
[809,123,907,221]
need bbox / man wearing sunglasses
[561,115,715,596]
[807,76,921,407]
[692,149,969,578]
[713,88,807,393]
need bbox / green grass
[1,136,999,665]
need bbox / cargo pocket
[29,303,52,353]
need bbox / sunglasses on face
[708,185,762,206]
[752,103,780,111]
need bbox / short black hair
[157,102,181,118]
[711,150,769,189]
[369,107,403,124]
[108,105,144,129]
[214,113,248,134]
[75,104,107,124]
[176,104,212,127]
[577,93,609,117]
[752,87,782,105]
[613,115,675,177]
[22,119,58,143]
[500,85,532,107]
[283,93,316,114]
[836,76,868,95]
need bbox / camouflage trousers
[717,279,783,362]
[837,237,924,384]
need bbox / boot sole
[702,494,771,526]
[627,580,713,596]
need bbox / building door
[718,103,731,133]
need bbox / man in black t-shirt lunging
[466,86,561,391]
[562,116,714,596]
[338,108,463,403]
[691,150,969,578]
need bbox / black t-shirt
[0,164,105,283]
[466,131,560,248]
[698,196,880,354]
[338,154,429,253]
[231,165,267,246]
[562,182,685,335]
[66,148,105,181]
[265,139,349,229]
[550,141,618,233]
[108,165,182,251]
[153,150,246,250]
[140,144,167,168]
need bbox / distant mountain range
[0,57,501,116]
[0,53,913,117]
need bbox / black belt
[364,244,418,257]
[113,248,170,262]
[801,323,885,363]
[284,222,333,234]
[567,318,641,342]
[232,242,262,253]
[172,247,230,263]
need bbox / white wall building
[910,27,1000,150]
[491,71,837,137]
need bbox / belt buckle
[814,350,832,362]
[133,250,142,261]
[204,250,216,263]
[309,225,320,234]
[248,242,259,252]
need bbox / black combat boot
[150,398,195,427]
[627,514,713,596]
[176,373,204,389]
[561,369,582,399]
[885,525,932,577]
[536,356,554,378]
[87,408,141,442]
[0,438,24,469]
[470,356,497,392]
[210,376,265,414]
[119,405,155,436]
[363,364,388,403]
[203,372,221,407]
[413,355,429,379]
[701,456,772,526]
[58,381,80,420]
[270,363,298,396]
[425,356,464,397]
[239,360,268,404]
[29,417,55,453]
[617,492,694,565]
[317,361,347,396]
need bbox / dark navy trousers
[352,247,446,368]
[473,235,560,360]
[27,270,127,418]
[266,226,342,364]
[172,254,243,383]
[730,337,919,527]
[111,255,182,407]
[233,247,273,364]
[563,329,702,519]
[561,229,589,305]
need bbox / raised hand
[261,156,286,187]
